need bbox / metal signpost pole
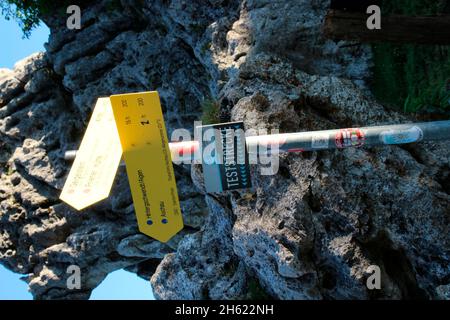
[64,120,450,163]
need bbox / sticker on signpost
[380,126,423,145]
[335,128,365,148]
[311,133,329,149]
[198,121,251,193]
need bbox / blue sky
[0,15,154,300]
[0,16,49,69]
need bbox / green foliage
[201,98,220,124]
[0,0,52,38]
[105,0,122,13]
[0,0,115,38]
[189,22,208,34]
[371,0,450,113]
[382,0,447,15]
[372,44,450,112]
[246,278,271,300]
[200,42,211,55]
[6,164,15,176]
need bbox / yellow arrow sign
[60,92,183,243]
[60,98,122,210]
[110,92,183,243]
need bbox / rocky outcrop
[1,0,449,300]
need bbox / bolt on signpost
[60,91,450,243]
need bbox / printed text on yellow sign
[110,91,183,242]
[60,98,122,210]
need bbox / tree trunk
[323,10,450,45]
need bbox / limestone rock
[0,0,448,300]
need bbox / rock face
[0,0,449,300]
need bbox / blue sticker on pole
[380,126,423,145]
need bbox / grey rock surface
[0,0,449,300]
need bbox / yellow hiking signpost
[61,90,450,243]
[60,92,183,243]
[110,92,183,243]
